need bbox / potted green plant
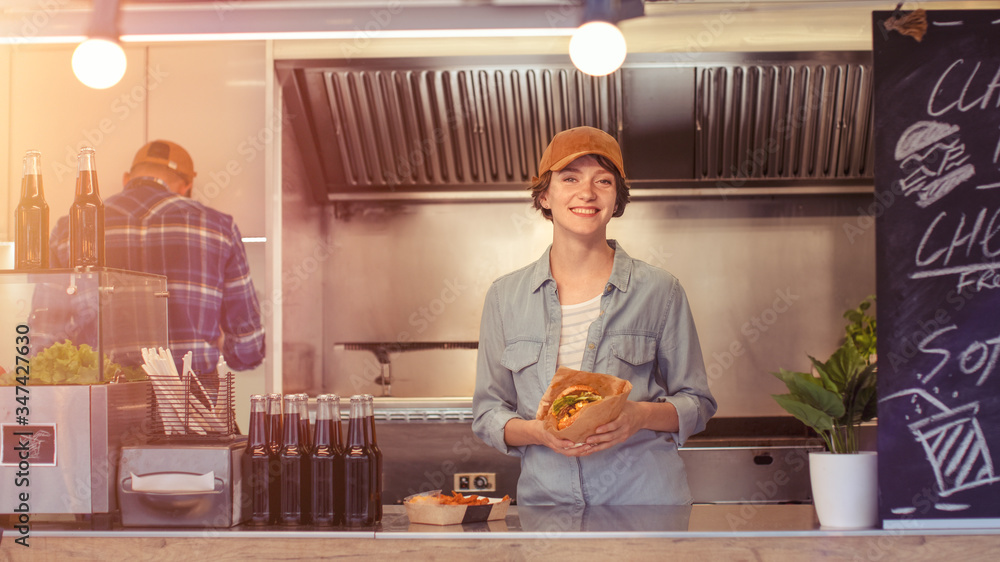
[771,296,878,528]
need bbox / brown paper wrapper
[536,367,632,443]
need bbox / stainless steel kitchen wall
[282,127,875,417]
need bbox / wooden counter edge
[4,533,1000,560]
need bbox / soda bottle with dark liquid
[342,395,375,527]
[244,395,275,525]
[296,394,312,456]
[265,393,282,521]
[295,394,312,524]
[69,147,104,267]
[310,394,343,526]
[363,394,383,523]
[15,150,49,270]
[332,395,344,451]
[279,394,305,525]
[265,393,282,456]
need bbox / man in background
[49,140,265,376]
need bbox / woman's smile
[540,155,617,238]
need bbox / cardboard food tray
[404,492,511,526]
[536,367,633,443]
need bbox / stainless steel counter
[10,505,1000,561]
[13,504,1000,539]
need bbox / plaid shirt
[49,178,265,374]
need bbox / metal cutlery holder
[147,369,236,438]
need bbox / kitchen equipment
[118,351,242,526]
[371,399,825,505]
[142,348,236,436]
[0,268,167,517]
[118,438,247,527]
[338,342,479,397]
[0,381,149,516]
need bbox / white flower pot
[809,451,878,529]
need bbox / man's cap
[537,126,625,178]
[131,140,196,180]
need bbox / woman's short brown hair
[528,154,630,220]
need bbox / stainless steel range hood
[277,50,873,202]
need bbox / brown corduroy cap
[536,126,625,178]
[131,140,196,180]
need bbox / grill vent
[695,61,874,182]
[292,63,621,194]
[278,53,874,201]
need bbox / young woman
[472,126,717,505]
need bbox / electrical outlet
[453,472,496,492]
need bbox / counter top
[9,504,1000,538]
[5,505,1000,560]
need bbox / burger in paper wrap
[536,367,633,443]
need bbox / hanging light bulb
[72,38,127,89]
[72,0,126,89]
[570,21,627,77]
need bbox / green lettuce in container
[0,340,146,385]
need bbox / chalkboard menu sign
[874,9,1000,529]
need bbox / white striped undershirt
[557,293,603,370]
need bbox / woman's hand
[503,418,594,457]
[505,400,679,457]
[582,400,679,454]
[582,401,647,454]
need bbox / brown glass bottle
[15,150,49,270]
[265,393,282,456]
[295,394,312,524]
[310,395,343,526]
[69,147,104,267]
[296,394,312,456]
[363,394,383,523]
[279,394,304,525]
[244,395,276,525]
[342,395,375,527]
[264,393,282,521]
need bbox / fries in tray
[404,490,512,525]
[407,491,509,506]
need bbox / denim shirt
[472,241,717,506]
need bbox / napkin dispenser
[118,438,247,527]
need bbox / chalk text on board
[917,324,1000,387]
[911,205,1000,291]
[928,58,1000,117]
